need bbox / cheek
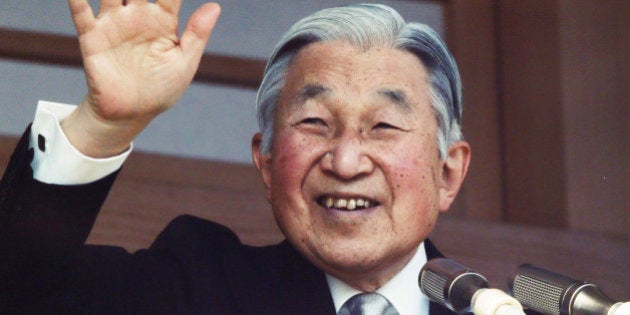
[270,132,323,197]
[391,158,437,208]
[387,143,436,190]
[386,145,441,228]
[269,131,325,240]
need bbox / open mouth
[316,196,380,211]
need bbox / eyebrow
[294,84,331,107]
[291,84,413,113]
[377,88,412,112]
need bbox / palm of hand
[62,0,219,157]
[77,2,191,122]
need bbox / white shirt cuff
[29,100,132,185]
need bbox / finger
[99,0,122,14]
[156,0,183,15]
[180,3,221,63]
[67,0,96,34]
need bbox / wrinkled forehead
[280,41,430,105]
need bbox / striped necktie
[338,293,400,315]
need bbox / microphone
[419,258,525,315]
[509,264,629,315]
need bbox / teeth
[347,199,356,210]
[335,199,347,208]
[325,197,334,208]
[321,197,374,210]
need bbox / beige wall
[558,0,629,234]
[447,0,628,236]
[496,0,568,227]
[445,0,504,221]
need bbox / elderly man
[1,1,470,314]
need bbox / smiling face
[252,41,469,291]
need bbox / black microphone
[509,264,629,315]
[419,258,524,314]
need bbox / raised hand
[62,0,221,157]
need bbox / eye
[373,122,399,130]
[300,117,327,126]
[293,117,329,135]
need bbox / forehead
[281,41,430,104]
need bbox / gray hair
[256,4,462,160]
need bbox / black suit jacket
[0,127,453,314]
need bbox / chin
[312,238,395,271]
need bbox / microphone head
[419,258,488,313]
[510,264,616,315]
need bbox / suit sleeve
[0,125,121,310]
[0,129,245,313]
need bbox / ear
[438,141,471,212]
[252,133,273,201]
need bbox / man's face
[253,41,468,290]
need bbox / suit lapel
[223,240,336,315]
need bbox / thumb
[180,2,221,65]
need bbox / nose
[321,131,374,179]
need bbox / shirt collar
[326,242,430,315]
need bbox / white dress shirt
[327,242,430,315]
